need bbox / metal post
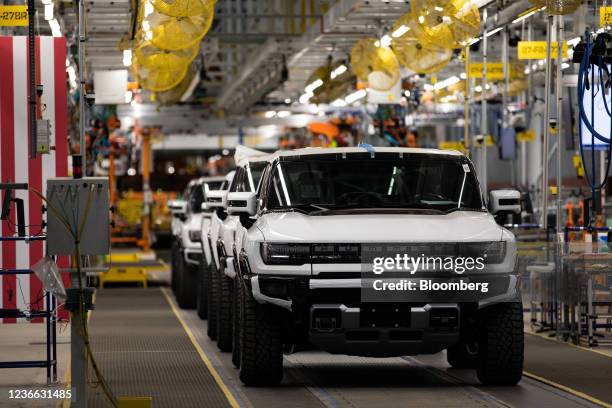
[555,15,565,341]
[464,46,470,154]
[72,2,88,405]
[27,0,36,159]
[542,14,554,232]
[78,0,86,167]
[556,16,564,235]
[523,20,534,189]
[481,8,488,192]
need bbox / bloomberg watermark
[360,243,511,303]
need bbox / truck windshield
[266,156,484,213]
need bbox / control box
[46,177,110,256]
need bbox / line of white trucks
[168,146,524,386]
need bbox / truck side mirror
[489,189,521,215]
[206,190,228,209]
[227,192,257,216]
[168,199,187,219]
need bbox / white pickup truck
[229,147,523,387]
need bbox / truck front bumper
[246,274,519,357]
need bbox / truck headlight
[189,230,202,243]
[261,243,311,265]
[460,241,506,264]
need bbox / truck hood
[256,211,504,243]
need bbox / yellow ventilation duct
[391,15,452,74]
[151,0,217,18]
[350,38,400,91]
[411,0,481,49]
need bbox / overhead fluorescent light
[391,24,410,38]
[485,27,503,37]
[332,99,348,107]
[276,110,291,118]
[379,35,392,48]
[330,64,348,80]
[125,91,133,104]
[424,84,435,92]
[562,62,570,70]
[434,76,460,91]
[511,6,545,24]
[123,49,132,67]
[567,36,581,47]
[49,18,62,37]
[44,3,53,21]
[144,0,154,18]
[305,79,324,94]
[345,89,367,104]
[460,72,467,80]
[299,93,312,104]
[265,111,277,118]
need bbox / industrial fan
[134,41,199,71]
[133,57,189,92]
[351,38,400,91]
[411,0,481,49]
[156,63,200,105]
[142,5,214,50]
[151,0,216,18]
[391,15,452,74]
[305,60,354,104]
[528,0,581,15]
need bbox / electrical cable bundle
[575,32,612,220]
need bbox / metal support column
[72,1,88,406]
[481,8,488,192]
[541,14,554,232]
[27,0,36,159]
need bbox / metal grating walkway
[87,287,232,408]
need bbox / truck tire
[176,256,197,309]
[207,262,218,340]
[196,261,208,319]
[239,284,283,386]
[476,302,524,385]
[447,342,477,368]
[231,277,241,368]
[216,272,233,352]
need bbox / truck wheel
[196,261,208,319]
[239,284,283,386]
[447,342,477,368]
[176,257,197,309]
[216,272,233,352]
[207,261,218,340]
[476,302,524,385]
[231,277,241,368]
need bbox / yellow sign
[601,7,612,26]
[517,130,535,142]
[468,62,504,80]
[0,6,28,27]
[517,41,568,60]
[439,141,465,151]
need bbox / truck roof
[272,146,465,159]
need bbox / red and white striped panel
[0,36,70,323]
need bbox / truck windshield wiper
[444,206,483,214]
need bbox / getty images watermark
[360,243,510,303]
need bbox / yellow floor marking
[523,371,612,408]
[161,287,240,408]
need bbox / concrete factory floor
[2,272,611,408]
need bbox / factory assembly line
[1,1,612,408]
